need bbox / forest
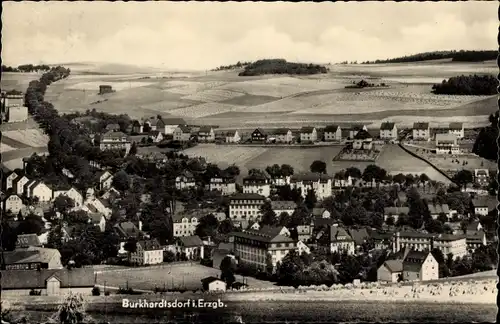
[362,50,497,64]
[239,59,328,76]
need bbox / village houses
[348,124,367,139]
[379,122,398,140]
[229,193,266,228]
[96,170,114,190]
[224,130,241,143]
[25,181,53,202]
[251,128,267,142]
[352,129,373,150]
[324,125,342,141]
[321,225,355,255]
[383,206,410,223]
[197,126,216,142]
[299,126,317,143]
[99,131,132,154]
[290,173,332,200]
[148,130,164,143]
[173,125,192,142]
[53,186,84,207]
[2,194,24,214]
[242,173,271,197]
[5,171,21,191]
[13,175,30,195]
[162,118,187,135]
[271,201,297,216]
[130,239,164,265]
[435,133,460,154]
[173,235,205,260]
[412,122,430,140]
[272,128,293,144]
[448,122,464,139]
[175,171,196,190]
[209,175,237,195]
[89,212,107,232]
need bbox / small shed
[201,276,227,292]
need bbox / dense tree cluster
[211,61,252,71]
[65,109,132,134]
[431,74,497,95]
[239,59,328,76]
[1,64,52,73]
[362,50,497,64]
[472,111,498,161]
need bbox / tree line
[431,74,497,96]
[1,64,52,73]
[362,50,497,64]
[472,111,498,161]
[211,61,252,71]
[239,59,328,76]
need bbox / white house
[96,171,114,190]
[85,197,112,218]
[225,130,241,143]
[272,129,293,144]
[175,171,196,190]
[14,175,30,195]
[201,277,227,292]
[163,118,187,135]
[380,122,398,140]
[299,126,317,143]
[3,194,24,214]
[229,193,266,228]
[148,131,164,143]
[210,176,237,195]
[52,187,84,208]
[30,182,53,202]
[175,235,205,260]
[448,122,464,139]
[173,125,192,142]
[130,240,164,265]
[197,126,215,142]
[242,173,271,197]
[325,226,355,255]
[435,134,459,154]
[290,173,332,200]
[402,250,439,282]
[5,171,20,191]
[324,125,342,141]
[271,201,297,217]
[412,122,430,140]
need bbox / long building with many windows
[231,226,295,272]
[229,193,266,228]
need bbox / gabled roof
[413,122,429,130]
[138,239,161,251]
[198,126,214,134]
[273,128,292,135]
[330,226,354,242]
[271,201,297,210]
[380,122,395,130]
[403,250,430,265]
[427,204,450,215]
[230,193,266,200]
[201,276,224,284]
[448,122,463,130]
[1,268,95,289]
[384,206,410,215]
[324,125,340,133]
[252,128,267,136]
[178,235,204,247]
[16,234,42,248]
[231,228,293,244]
[383,259,403,273]
[472,197,497,210]
[300,126,316,133]
[348,228,370,246]
[102,131,130,140]
[434,234,465,242]
[176,125,191,133]
[258,225,288,238]
[354,129,372,140]
[291,173,331,183]
[312,208,328,216]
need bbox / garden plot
[182,89,244,102]
[169,102,244,118]
[65,81,154,91]
[2,130,49,147]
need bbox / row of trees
[211,61,252,71]
[472,111,498,161]
[362,50,497,64]
[1,64,52,73]
[239,59,328,76]
[431,74,497,95]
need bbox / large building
[242,173,271,197]
[448,122,464,139]
[209,175,237,195]
[290,173,332,200]
[231,226,295,272]
[402,250,439,282]
[432,234,467,259]
[435,133,459,154]
[323,225,355,255]
[130,239,163,265]
[474,169,490,186]
[412,122,430,140]
[99,131,132,154]
[229,193,266,228]
[1,93,28,122]
[172,209,224,237]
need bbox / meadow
[95,263,276,291]
[23,60,495,129]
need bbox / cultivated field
[183,144,267,169]
[1,72,40,91]
[0,144,16,153]
[5,60,496,129]
[95,263,276,291]
[2,129,49,148]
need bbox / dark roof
[201,276,224,284]
[472,198,497,210]
[198,126,214,134]
[102,131,130,140]
[252,128,267,136]
[313,217,336,227]
[330,226,354,242]
[291,173,331,182]
[354,129,372,140]
[398,231,435,239]
[370,230,394,241]
[351,124,365,131]
[413,122,429,130]
[271,201,297,210]
[324,125,340,133]
[114,221,140,237]
[230,193,266,200]
[448,122,463,130]
[231,227,293,243]
[383,259,403,273]
[177,125,191,133]
[1,268,95,289]
[89,212,104,224]
[259,226,287,238]
[384,207,409,215]
[16,234,42,248]
[403,251,430,267]
[2,250,39,264]
[348,228,370,245]
[163,118,187,125]
[380,122,395,130]
[467,221,482,231]
[178,235,204,247]
[434,234,465,242]
[300,126,316,133]
[312,208,328,216]
[427,204,450,215]
[273,128,292,135]
[138,239,161,251]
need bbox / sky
[2,2,497,71]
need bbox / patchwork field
[2,129,49,148]
[3,60,496,129]
[0,144,16,153]
[95,263,275,291]
[1,72,40,91]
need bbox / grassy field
[19,60,493,128]
[95,263,276,291]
